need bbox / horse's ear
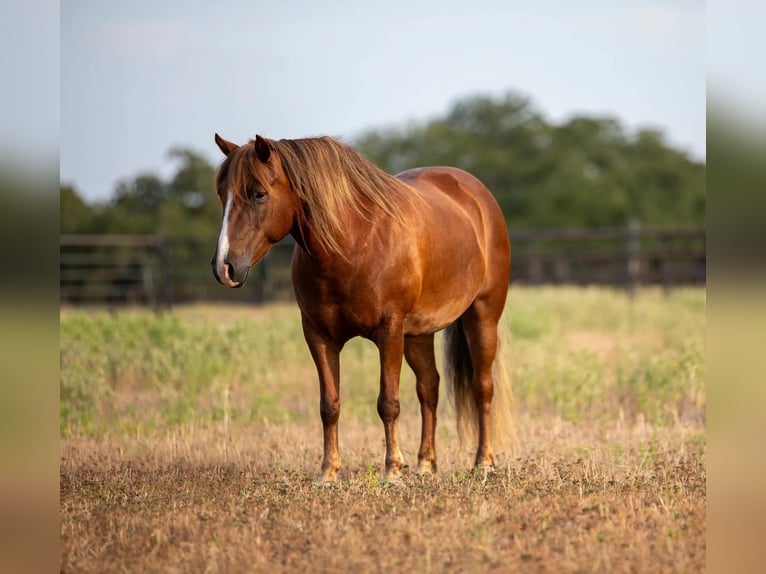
[254,134,272,163]
[214,133,239,157]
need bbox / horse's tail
[443,319,516,452]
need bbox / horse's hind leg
[404,334,439,474]
[461,298,504,469]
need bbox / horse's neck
[289,209,337,265]
[289,204,371,267]
[290,211,316,257]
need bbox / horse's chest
[299,299,383,342]
[292,251,421,340]
[294,277,390,340]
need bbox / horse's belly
[403,283,480,336]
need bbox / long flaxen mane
[224,136,415,255]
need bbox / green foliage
[60,288,706,436]
[356,92,705,229]
[505,287,706,425]
[60,185,96,233]
[61,92,705,236]
[59,304,316,435]
[62,147,222,237]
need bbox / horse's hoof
[315,470,340,485]
[416,460,437,476]
[381,467,404,484]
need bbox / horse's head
[211,134,297,288]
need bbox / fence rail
[60,225,705,308]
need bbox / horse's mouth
[227,266,250,288]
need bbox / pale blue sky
[60,0,706,201]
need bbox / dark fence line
[60,224,705,308]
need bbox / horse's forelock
[224,143,274,208]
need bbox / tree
[112,173,168,215]
[66,147,224,237]
[163,147,221,237]
[61,92,706,236]
[356,92,705,229]
[60,185,95,233]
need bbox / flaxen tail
[443,319,516,452]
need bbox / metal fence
[60,224,705,308]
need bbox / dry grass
[60,419,704,573]
[60,287,706,572]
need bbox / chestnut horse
[211,133,513,482]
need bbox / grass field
[60,287,706,572]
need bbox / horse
[211,133,513,482]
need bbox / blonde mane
[223,136,415,255]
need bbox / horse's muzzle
[211,256,250,288]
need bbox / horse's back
[398,165,506,231]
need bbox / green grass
[60,287,706,573]
[60,287,705,437]
[60,304,311,435]
[503,287,705,425]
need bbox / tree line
[61,92,705,236]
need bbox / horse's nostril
[224,260,235,281]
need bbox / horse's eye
[250,191,267,204]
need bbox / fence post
[157,237,173,311]
[626,219,640,296]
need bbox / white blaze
[216,190,233,271]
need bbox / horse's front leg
[375,317,407,482]
[302,317,342,483]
